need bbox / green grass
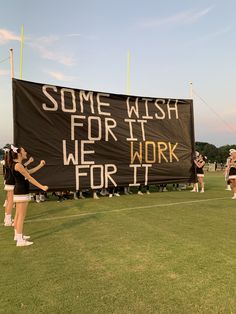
[0,172,236,314]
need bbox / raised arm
[24,157,34,167]
[15,163,48,191]
[194,159,205,168]
[28,160,46,174]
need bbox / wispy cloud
[185,26,232,45]
[29,36,76,66]
[137,7,213,29]
[67,33,81,37]
[0,69,9,76]
[46,70,79,82]
[0,28,21,44]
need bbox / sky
[0,0,236,148]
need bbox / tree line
[195,142,236,163]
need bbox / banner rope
[193,89,236,134]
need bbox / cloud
[29,36,76,66]
[136,7,213,29]
[0,28,21,44]
[0,69,9,76]
[67,33,81,37]
[46,70,78,82]
[185,26,232,45]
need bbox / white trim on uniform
[197,174,204,177]
[4,184,15,191]
[229,175,236,180]
[14,194,31,202]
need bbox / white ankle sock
[16,234,23,241]
[5,214,12,223]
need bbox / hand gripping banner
[13,79,196,191]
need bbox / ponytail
[9,145,21,169]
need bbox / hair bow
[11,145,18,153]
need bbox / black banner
[13,79,196,191]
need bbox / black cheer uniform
[4,165,15,191]
[229,159,236,180]
[196,160,205,177]
[12,162,31,202]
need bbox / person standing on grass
[2,145,35,226]
[226,149,236,199]
[193,152,206,193]
[2,147,15,226]
[10,145,48,247]
[224,149,234,191]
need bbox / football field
[0,172,236,314]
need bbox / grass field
[0,172,236,314]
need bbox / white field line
[25,197,230,224]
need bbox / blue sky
[0,0,236,147]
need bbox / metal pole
[20,24,24,79]
[9,48,14,79]
[189,81,193,99]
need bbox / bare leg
[4,191,14,225]
[232,179,236,199]
[199,177,204,192]
[6,191,14,214]
[15,202,28,235]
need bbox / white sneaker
[109,194,113,198]
[114,193,120,197]
[100,189,108,196]
[93,194,100,199]
[232,196,236,199]
[35,195,40,203]
[4,221,13,227]
[39,195,45,202]
[16,240,33,247]
[225,187,231,191]
[14,235,31,241]
[137,191,143,195]
[190,189,196,192]
[200,190,204,193]
[146,191,150,194]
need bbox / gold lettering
[130,142,142,164]
[157,142,168,163]
[168,142,179,162]
[145,141,156,163]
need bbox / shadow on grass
[28,199,86,220]
[29,214,97,241]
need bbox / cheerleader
[196,153,206,193]
[2,147,15,226]
[2,146,35,226]
[224,150,233,191]
[10,145,48,247]
[226,149,236,199]
[191,152,206,193]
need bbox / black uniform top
[196,159,205,175]
[12,162,29,195]
[5,166,15,185]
